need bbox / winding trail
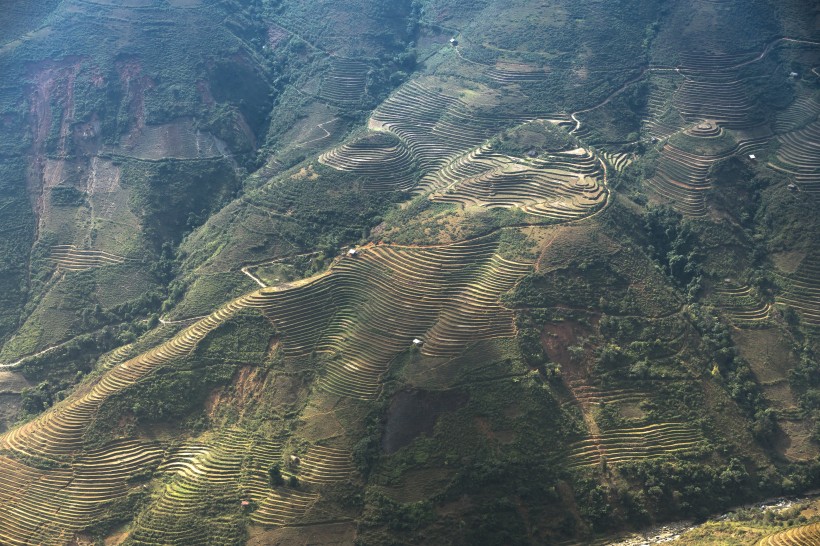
[0,343,63,370]
[295,117,339,147]
[241,266,267,288]
[158,315,207,325]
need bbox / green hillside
[0,0,818,544]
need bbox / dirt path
[0,342,64,370]
[240,266,267,288]
[158,315,208,326]
[295,117,339,147]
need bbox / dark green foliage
[361,490,434,532]
[643,206,703,297]
[207,59,273,140]
[620,458,752,521]
[269,463,285,486]
[0,159,34,342]
[49,186,87,207]
[122,158,240,245]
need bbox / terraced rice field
[673,53,758,129]
[643,73,686,140]
[757,522,820,545]
[484,62,550,85]
[369,79,540,172]
[423,145,606,219]
[0,440,163,545]
[297,444,356,484]
[0,235,533,539]
[713,283,772,328]
[645,128,770,216]
[50,244,126,270]
[640,50,784,214]
[319,132,417,191]
[567,422,703,469]
[250,488,319,527]
[774,95,820,134]
[0,292,261,459]
[776,252,820,328]
[131,430,286,546]
[567,382,647,408]
[644,143,717,215]
[319,58,368,105]
[769,119,820,195]
[252,237,532,398]
[601,151,634,172]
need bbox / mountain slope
[0,0,818,545]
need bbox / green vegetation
[0,0,818,544]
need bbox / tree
[269,464,284,487]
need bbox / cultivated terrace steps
[0,235,535,541]
[774,95,820,134]
[319,132,417,191]
[50,244,126,271]
[713,282,773,328]
[369,79,540,173]
[423,145,606,220]
[130,430,260,544]
[251,237,533,398]
[484,63,551,85]
[567,422,704,469]
[601,151,634,172]
[645,128,771,216]
[0,440,163,546]
[758,522,820,546]
[0,294,268,544]
[296,444,356,485]
[319,58,369,106]
[673,52,759,130]
[0,292,262,459]
[566,382,647,408]
[770,119,820,195]
[776,252,820,328]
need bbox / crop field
[713,282,772,328]
[0,232,536,540]
[776,251,820,328]
[770,119,820,196]
[0,0,818,543]
[425,144,606,219]
[758,522,820,545]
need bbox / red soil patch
[540,318,596,382]
[26,58,84,238]
[116,58,155,136]
[196,80,215,107]
[267,24,288,49]
[206,365,266,420]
